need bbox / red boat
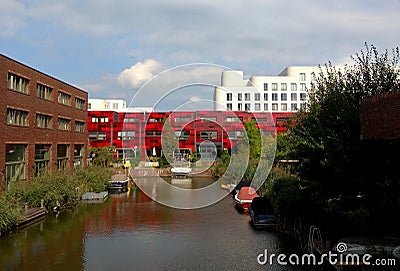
[234,186,259,211]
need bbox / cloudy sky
[1,0,400,110]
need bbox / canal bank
[0,179,304,271]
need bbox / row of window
[6,108,85,132]
[263,82,307,92]
[226,103,306,111]
[90,130,247,141]
[7,72,86,109]
[227,92,307,102]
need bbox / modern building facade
[88,108,291,161]
[0,54,88,192]
[214,66,322,112]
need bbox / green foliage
[278,43,400,236]
[0,193,23,234]
[0,166,113,235]
[90,146,116,167]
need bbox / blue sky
[1,0,400,111]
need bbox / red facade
[88,110,293,159]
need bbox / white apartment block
[88,98,153,113]
[214,66,322,112]
[88,99,127,110]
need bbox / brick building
[0,54,88,192]
[360,89,400,140]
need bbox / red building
[88,109,292,161]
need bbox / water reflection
[1,178,304,271]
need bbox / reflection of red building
[88,110,293,159]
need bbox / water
[0,178,304,271]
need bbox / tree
[281,43,400,235]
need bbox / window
[245,103,251,111]
[238,103,243,111]
[58,118,71,131]
[281,103,288,111]
[57,144,69,170]
[35,144,51,175]
[112,103,118,109]
[238,93,242,101]
[174,117,191,123]
[36,114,52,129]
[7,108,28,126]
[300,93,307,101]
[272,93,278,101]
[254,103,261,111]
[281,93,287,101]
[58,91,71,106]
[200,131,218,140]
[228,130,244,139]
[300,103,306,110]
[200,117,217,122]
[264,93,268,101]
[75,97,85,110]
[263,83,268,91]
[226,93,232,101]
[118,131,136,140]
[300,83,306,91]
[281,83,287,91]
[291,93,297,101]
[75,121,85,133]
[300,73,306,81]
[37,83,53,100]
[5,144,26,188]
[226,103,232,111]
[146,131,162,137]
[88,103,91,109]
[174,130,190,140]
[254,93,260,101]
[244,93,250,101]
[7,73,29,94]
[92,117,109,123]
[74,145,84,169]
[89,132,106,140]
[272,103,278,111]
[124,117,140,123]
[291,103,298,111]
[291,83,297,91]
[224,117,241,123]
[263,103,268,111]
[272,83,278,91]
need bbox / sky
[1,0,400,111]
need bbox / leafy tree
[281,43,400,234]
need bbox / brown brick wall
[0,54,88,192]
[360,89,400,140]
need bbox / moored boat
[249,197,277,229]
[234,186,259,211]
[171,167,192,177]
[108,174,129,191]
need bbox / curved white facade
[214,66,322,112]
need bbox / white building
[88,98,153,113]
[214,66,322,112]
[88,99,127,110]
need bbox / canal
[0,178,305,271]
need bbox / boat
[171,167,192,177]
[249,197,277,229]
[234,186,259,211]
[108,174,129,191]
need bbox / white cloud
[0,1,26,37]
[117,59,162,88]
